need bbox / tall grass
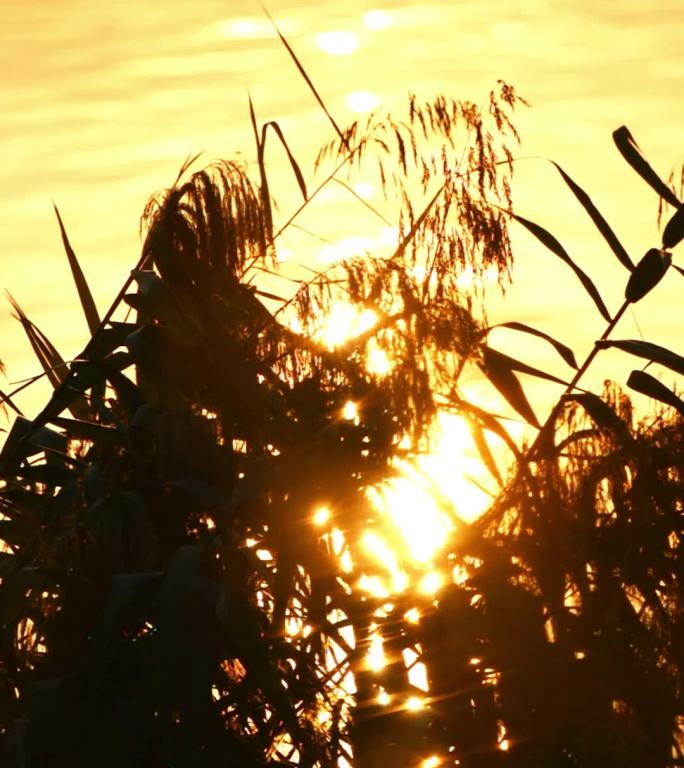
[0,22,683,768]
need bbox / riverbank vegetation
[0,35,683,768]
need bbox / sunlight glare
[419,571,443,595]
[342,401,358,421]
[405,608,420,624]
[403,647,429,692]
[362,532,408,592]
[366,340,392,376]
[367,470,452,563]
[340,549,353,573]
[313,505,331,526]
[416,412,494,524]
[317,302,377,349]
[352,182,374,199]
[346,91,381,113]
[406,696,425,711]
[366,633,386,671]
[421,757,441,768]
[377,687,391,706]
[358,574,391,598]
[317,31,359,56]
[363,10,392,30]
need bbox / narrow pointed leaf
[485,346,571,386]
[7,293,68,390]
[479,347,540,428]
[513,213,611,321]
[492,321,578,369]
[625,248,671,302]
[563,392,632,438]
[260,2,347,147]
[0,388,22,416]
[53,204,101,335]
[452,399,523,460]
[662,204,684,249]
[52,417,121,445]
[596,339,684,376]
[612,126,680,207]
[0,416,67,463]
[464,414,502,486]
[551,161,634,270]
[263,121,308,201]
[674,264,684,278]
[627,370,684,416]
[248,94,273,241]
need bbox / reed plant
[0,23,683,768]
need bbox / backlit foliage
[1,60,684,768]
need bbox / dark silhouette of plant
[1,25,684,768]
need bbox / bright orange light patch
[316,302,377,349]
[366,633,386,671]
[313,506,331,526]
[418,571,443,595]
[421,757,441,768]
[367,469,452,564]
[361,532,408,593]
[342,401,358,421]
[406,696,425,711]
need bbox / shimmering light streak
[406,696,425,711]
[366,632,386,671]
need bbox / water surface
[1,0,682,414]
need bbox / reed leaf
[464,413,503,486]
[261,2,347,147]
[249,94,274,244]
[662,204,684,249]
[479,347,540,428]
[451,398,523,461]
[550,161,634,271]
[491,321,578,369]
[625,248,671,303]
[485,346,571,386]
[627,370,684,416]
[7,293,68,391]
[512,213,611,321]
[53,204,101,336]
[261,120,308,201]
[613,126,681,207]
[596,339,684,376]
[561,392,633,444]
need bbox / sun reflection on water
[316,30,360,56]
